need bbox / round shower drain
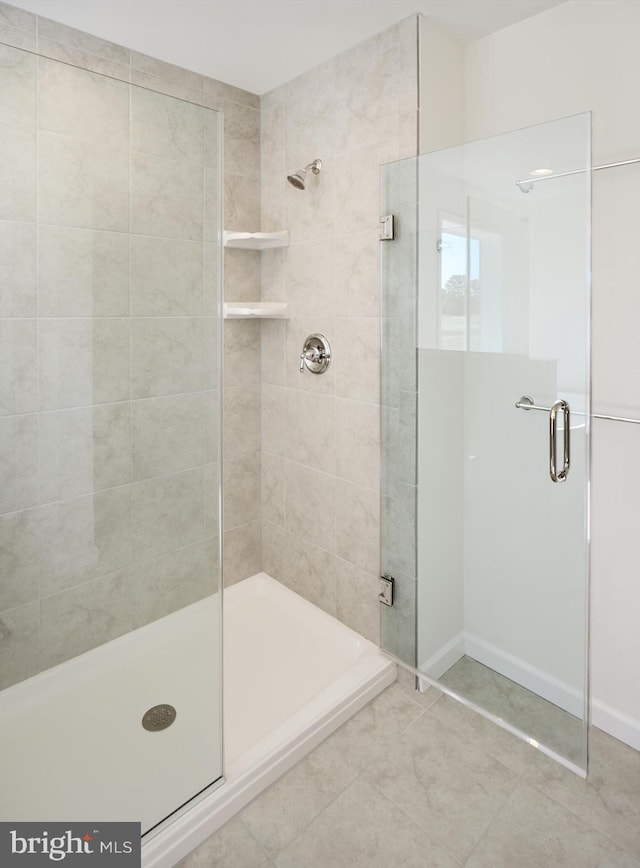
[142,704,177,732]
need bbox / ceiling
[9,0,566,94]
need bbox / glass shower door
[381,113,591,772]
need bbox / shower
[287,158,322,189]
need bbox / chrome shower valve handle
[299,333,331,374]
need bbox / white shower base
[143,572,395,867]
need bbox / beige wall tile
[262,384,285,456]
[286,239,335,317]
[0,43,36,128]
[131,393,205,481]
[131,467,205,561]
[130,50,202,95]
[260,89,286,175]
[0,123,35,221]
[38,57,129,147]
[130,68,202,105]
[335,478,380,575]
[38,404,130,503]
[131,87,204,163]
[223,385,261,459]
[224,319,261,387]
[225,173,261,231]
[0,508,40,610]
[204,77,259,111]
[223,100,260,179]
[285,389,336,474]
[334,316,380,403]
[131,236,202,316]
[335,398,380,489]
[131,152,203,239]
[39,318,129,410]
[262,451,284,527]
[282,531,336,616]
[36,36,130,82]
[0,221,36,317]
[285,460,335,552]
[223,520,261,586]
[261,320,286,386]
[131,317,204,399]
[224,450,261,530]
[336,558,380,644]
[0,2,35,35]
[224,248,261,303]
[262,519,286,582]
[285,160,334,244]
[0,601,39,690]
[334,229,380,318]
[39,226,129,317]
[38,15,130,65]
[0,413,38,514]
[0,319,37,416]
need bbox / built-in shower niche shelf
[223,302,289,319]
[223,230,289,249]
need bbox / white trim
[419,632,465,680]
[591,699,640,751]
[142,656,395,868]
[463,632,584,718]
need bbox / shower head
[287,158,322,190]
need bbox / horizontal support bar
[515,157,640,190]
[515,400,640,426]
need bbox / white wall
[462,0,640,749]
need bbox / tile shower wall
[0,1,260,687]
[260,17,419,643]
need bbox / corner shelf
[223,230,289,250]
[223,302,289,319]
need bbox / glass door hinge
[379,574,394,606]
[379,214,395,241]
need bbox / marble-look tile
[204,108,220,170]
[262,385,285,456]
[334,478,380,575]
[334,229,380,318]
[335,558,379,644]
[335,398,380,490]
[39,318,129,410]
[38,486,132,597]
[204,167,220,243]
[39,569,134,670]
[334,144,396,237]
[326,683,424,771]
[205,242,222,316]
[36,37,130,83]
[131,152,203,240]
[38,15,130,65]
[394,674,442,709]
[260,88,286,175]
[260,172,286,235]
[131,87,204,163]
[205,317,221,391]
[242,739,359,857]
[38,226,129,317]
[0,318,37,416]
[0,20,34,51]
[285,389,335,474]
[274,777,457,868]
[428,693,537,776]
[262,452,284,527]
[285,460,335,552]
[129,540,216,628]
[281,531,336,616]
[466,782,640,868]
[38,404,130,503]
[130,68,202,106]
[260,247,286,303]
[262,520,286,583]
[131,393,205,481]
[0,43,36,128]
[130,50,203,100]
[205,461,221,537]
[0,220,36,316]
[0,2,36,36]
[0,507,40,610]
[38,57,129,147]
[525,726,640,860]
[223,450,261,530]
[223,100,260,179]
[261,320,286,387]
[0,123,36,221]
[131,317,204,399]
[381,484,416,579]
[286,239,335,318]
[0,601,39,690]
[284,63,337,169]
[285,160,335,245]
[131,468,205,562]
[38,131,129,231]
[285,317,335,395]
[364,713,518,863]
[223,520,261,587]
[205,389,220,463]
[131,236,203,316]
[0,413,38,514]
[224,319,261,387]
[334,317,380,404]
[225,173,260,232]
[379,570,416,665]
[203,77,259,111]
[178,816,270,868]
[223,385,260,460]
[224,248,261,303]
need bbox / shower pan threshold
[143,572,396,868]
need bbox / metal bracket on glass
[515,395,571,483]
[379,214,395,241]
[379,574,394,607]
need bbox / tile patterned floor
[178,681,640,868]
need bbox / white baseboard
[420,632,465,680]
[592,699,640,751]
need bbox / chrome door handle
[549,399,570,483]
